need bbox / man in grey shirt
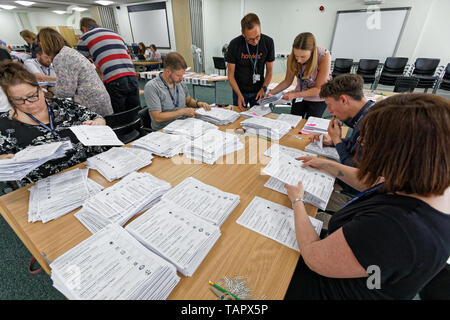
[144,52,211,131]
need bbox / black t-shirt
[225,34,275,94]
[315,192,450,299]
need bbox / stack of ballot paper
[28,168,103,223]
[257,92,291,106]
[236,196,323,252]
[241,116,292,140]
[262,153,335,211]
[264,144,317,159]
[69,125,124,146]
[132,131,188,158]
[239,105,272,118]
[305,142,340,161]
[162,177,240,227]
[301,116,330,135]
[0,141,68,181]
[184,130,244,164]
[195,107,240,125]
[276,113,303,128]
[75,172,171,233]
[163,118,218,139]
[86,147,154,181]
[126,200,221,277]
[50,224,180,300]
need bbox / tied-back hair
[356,93,450,196]
[288,32,318,79]
[163,52,187,71]
[37,28,68,58]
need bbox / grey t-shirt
[144,75,190,130]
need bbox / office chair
[331,58,353,77]
[377,57,409,88]
[393,76,419,93]
[213,57,227,75]
[436,63,450,92]
[138,107,154,133]
[356,59,380,88]
[412,58,440,92]
[104,106,143,144]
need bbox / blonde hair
[37,28,68,57]
[288,32,318,79]
[20,29,37,41]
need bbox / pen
[209,286,226,300]
[209,281,240,300]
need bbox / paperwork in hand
[239,105,272,118]
[126,200,221,277]
[69,125,124,146]
[236,196,323,251]
[163,118,218,139]
[241,116,292,140]
[161,177,240,227]
[195,107,240,125]
[50,224,180,300]
[262,153,335,210]
[86,147,154,181]
[276,113,303,128]
[75,172,171,233]
[264,144,317,159]
[257,92,291,106]
[300,116,330,135]
[0,141,67,181]
[132,131,188,158]
[184,130,244,164]
[305,142,340,161]
[28,168,103,223]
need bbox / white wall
[0,11,25,46]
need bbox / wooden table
[0,109,335,300]
[133,61,161,66]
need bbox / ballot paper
[276,113,303,128]
[241,116,292,140]
[195,107,240,125]
[126,200,221,277]
[27,168,103,223]
[262,153,335,210]
[75,172,171,233]
[305,142,340,161]
[184,130,244,164]
[50,224,180,300]
[86,147,154,181]
[162,177,240,226]
[0,141,67,181]
[301,117,330,135]
[264,144,317,159]
[163,118,218,139]
[236,196,323,252]
[132,131,188,158]
[258,92,291,106]
[239,105,272,118]
[69,125,124,146]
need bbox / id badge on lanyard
[246,41,260,84]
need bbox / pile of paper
[50,224,180,300]
[86,147,154,181]
[241,117,292,140]
[126,200,221,277]
[195,107,240,125]
[28,168,103,223]
[69,125,124,146]
[257,92,291,106]
[184,130,244,164]
[132,132,188,158]
[163,118,218,139]
[264,144,317,159]
[276,113,303,128]
[305,142,340,161]
[239,105,272,118]
[0,141,68,181]
[75,172,171,233]
[300,117,330,135]
[162,177,240,226]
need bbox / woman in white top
[269,32,331,118]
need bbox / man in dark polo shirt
[226,13,275,110]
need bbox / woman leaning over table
[283,93,450,299]
[268,32,331,118]
[0,61,109,186]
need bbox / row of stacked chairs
[332,57,450,93]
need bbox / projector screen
[330,7,410,61]
[128,2,171,49]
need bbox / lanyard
[159,73,179,107]
[39,63,51,76]
[245,41,259,74]
[298,68,304,91]
[341,183,383,209]
[26,104,58,137]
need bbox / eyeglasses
[246,34,261,43]
[10,87,40,105]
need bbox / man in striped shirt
[77,17,139,113]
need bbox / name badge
[253,74,261,84]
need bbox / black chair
[104,106,143,144]
[412,58,440,92]
[393,76,419,93]
[377,57,409,87]
[356,59,379,87]
[138,107,153,133]
[437,63,450,92]
[332,58,353,77]
[213,56,227,75]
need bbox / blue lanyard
[159,73,179,107]
[298,69,304,91]
[40,64,51,76]
[26,104,58,137]
[245,41,259,74]
[341,183,383,209]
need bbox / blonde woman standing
[269,32,331,118]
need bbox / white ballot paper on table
[236,196,323,252]
[258,92,291,106]
[276,113,303,128]
[195,107,240,125]
[163,118,218,139]
[69,125,124,146]
[239,105,272,118]
[132,131,188,158]
[301,117,330,135]
[264,144,317,159]
[305,142,340,161]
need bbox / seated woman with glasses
[0,60,109,186]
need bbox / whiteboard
[128,2,171,48]
[330,8,410,61]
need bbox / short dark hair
[320,74,364,101]
[80,17,98,30]
[35,46,43,56]
[150,44,157,51]
[163,52,187,71]
[357,93,450,196]
[241,13,260,30]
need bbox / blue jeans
[232,91,258,108]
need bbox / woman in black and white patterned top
[0,60,109,186]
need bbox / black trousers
[291,100,327,118]
[419,264,450,300]
[105,75,140,113]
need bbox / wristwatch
[262,85,268,92]
[292,197,305,207]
